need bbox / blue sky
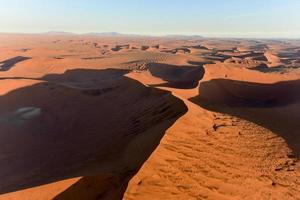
[0,0,300,38]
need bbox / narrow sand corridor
[125,71,300,200]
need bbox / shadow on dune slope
[53,175,126,200]
[249,63,285,73]
[0,56,31,71]
[147,62,205,89]
[190,78,300,156]
[0,68,187,199]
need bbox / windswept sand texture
[0,34,300,200]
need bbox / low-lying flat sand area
[0,34,300,199]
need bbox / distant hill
[83,32,143,37]
[43,31,76,35]
[84,32,124,36]
[40,31,204,39]
[163,34,204,39]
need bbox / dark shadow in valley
[147,62,205,89]
[0,56,31,71]
[198,52,231,62]
[190,78,300,157]
[0,68,188,199]
[249,63,286,73]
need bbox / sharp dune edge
[0,34,300,200]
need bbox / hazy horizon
[1,31,300,40]
[0,0,300,38]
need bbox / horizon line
[0,31,299,40]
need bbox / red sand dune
[0,34,300,200]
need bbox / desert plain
[0,33,299,200]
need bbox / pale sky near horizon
[0,0,300,38]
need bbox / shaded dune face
[147,63,205,89]
[249,63,284,73]
[54,175,126,200]
[190,79,300,156]
[0,56,31,71]
[193,79,300,107]
[0,68,187,198]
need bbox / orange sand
[0,34,300,200]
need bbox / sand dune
[192,79,300,107]
[111,44,130,52]
[264,51,281,67]
[146,63,205,89]
[0,67,187,199]
[139,46,149,51]
[0,34,300,200]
